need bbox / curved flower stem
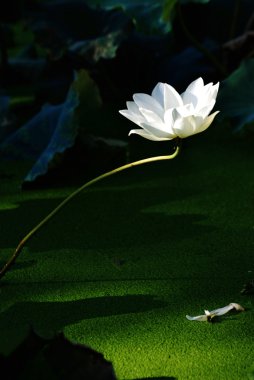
[0,139,181,280]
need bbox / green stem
[0,140,181,281]
[229,0,241,39]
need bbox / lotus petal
[119,77,220,142]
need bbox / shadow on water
[130,378,176,380]
[0,260,37,272]
[0,294,167,337]
[0,189,216,253]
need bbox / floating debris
[186,302,245,322]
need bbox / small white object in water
[186,302,245,322]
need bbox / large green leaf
[0,70,103,183]
[84,0,178,34]
[84,0,211,33]
[180,0,210,3]
[26,0,130,62]
[217,58,254,133]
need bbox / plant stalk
[177,3,227,77]
[0,140,181,280]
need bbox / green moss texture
[0,128,253,379]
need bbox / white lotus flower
[119,77,219,141]
[186,302,245,322]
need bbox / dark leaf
[157,40,219,89]
[8,57,46,82]
[69,30,127,63]
[217,58,254,134]
[222,31,254,72]
[241,279,254,295]
[1,329,116,380]
[0,96,11,140]
[173,0,254,50]
[25,0,130,61]
[0,88,78,162]
[0,69,104,183]
[84,0,177,34]
[22,134,128,189]
[180,0,210,3]
[0,95,21,144]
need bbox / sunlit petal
[119,77,220,142]
[128,128,169,141]
[133,93,164,119]
[151,82,165,108]
[195,111,220,134]
[126,101,143,116]
[141,122,176,140]
[139,107,164,125]
[173,116,198,138]
[196,82,219,112]
[164,108,174,126]
[164,83,183,109]
[182,91,198,107]
[184,77,204,96]
[176,103,195,118]
[205,82,219,104]
[119,109,145,127]
[197,100,216,118]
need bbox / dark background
[0,0,254,187]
